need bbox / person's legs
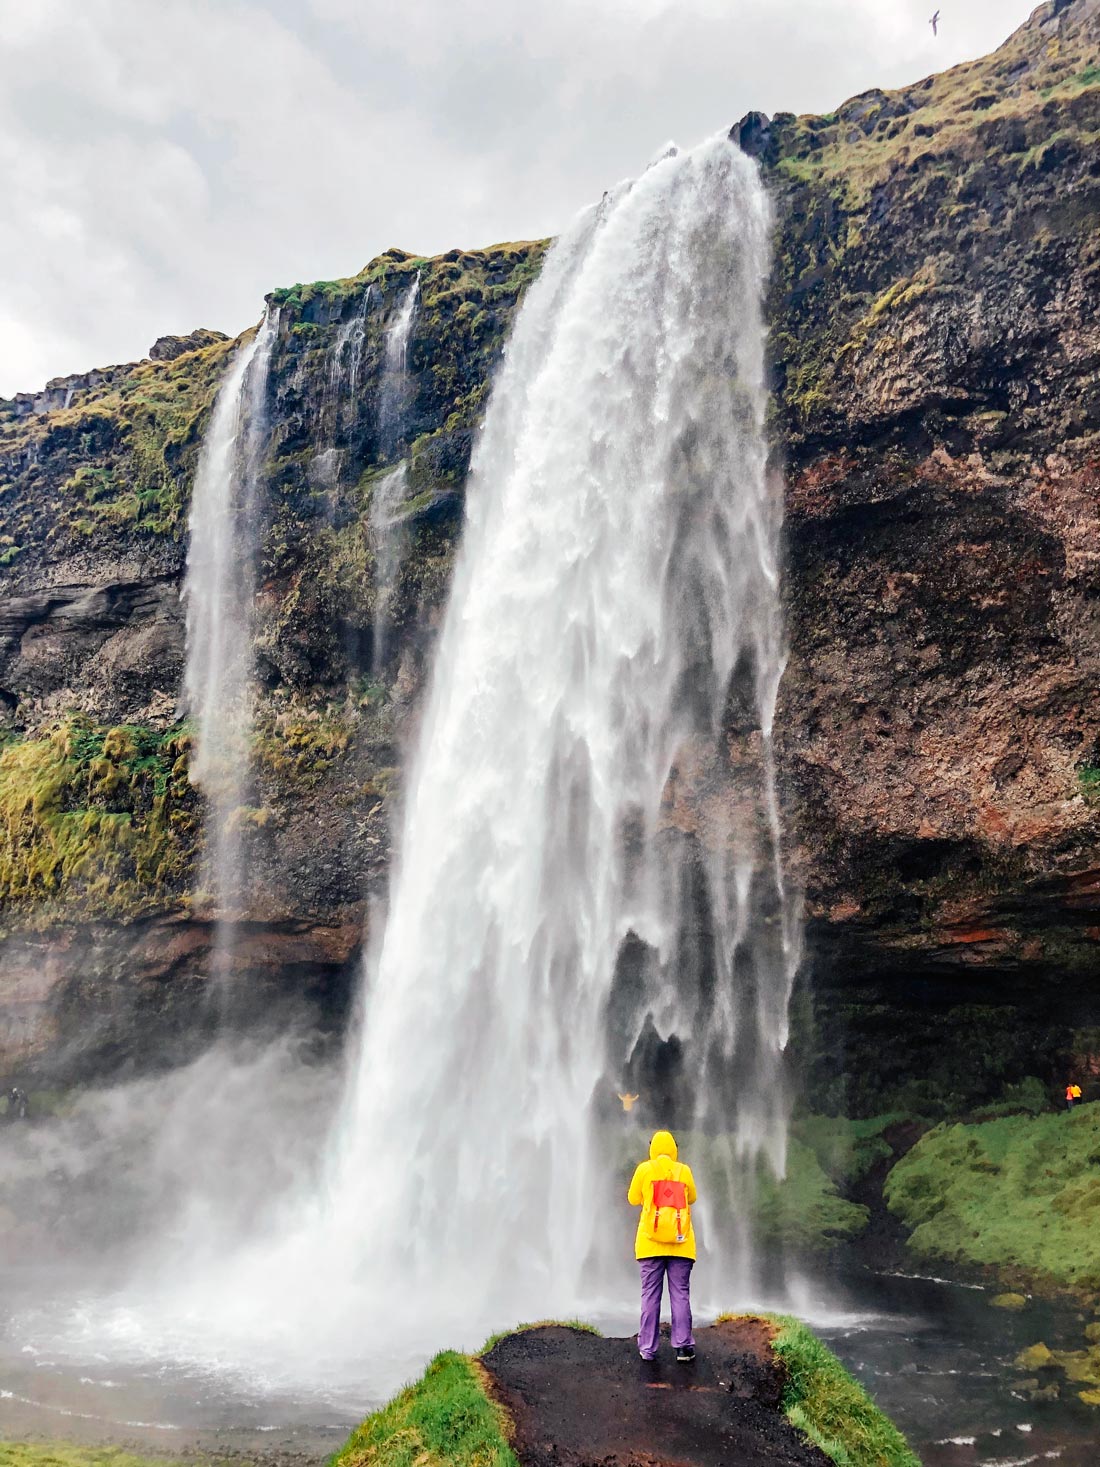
[666,1258,695,1350]
[637,1258,667,1359]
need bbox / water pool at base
[3,1265,1097,1466]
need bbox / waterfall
[313,286,373,491]
[378,274,419,450]
[331,283,372,401]
[183,306,278,944]
[370,275,420,672]
[314,133,796,1327]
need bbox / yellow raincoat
[627,1130,698,1261]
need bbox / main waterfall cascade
[25,133,798,1398]
[317,133,799,1326]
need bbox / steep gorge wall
[1,0,1098,1107]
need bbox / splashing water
[182,308,278,938]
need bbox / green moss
[1016,1336,1100,1408]
[765,1315,920,1467]
[0,716,198,932]
[332,1351,517,1467]
[885,1103,1100,1292]
[252,705,353,787]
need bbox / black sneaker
[676,1346,696,1363]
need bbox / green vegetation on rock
[0,715,198,930]
[333,1350,517,1467]
[0,335,232,556]
[885,1103,1100,1292]
[767,1315,920,1467]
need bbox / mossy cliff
[1,2,1099,1110]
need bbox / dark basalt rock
[732,110,777,164]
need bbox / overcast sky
[1,0,1038,396]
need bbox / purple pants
[638,1256,694,1357]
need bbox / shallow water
[818,1267,1099,1466]
[3,1264,1097,1463]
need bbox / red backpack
[647,1164,689,1245]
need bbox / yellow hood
[649,1130,678,1162]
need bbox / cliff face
[761,0,1100,1110]
[1,0,1098,1107]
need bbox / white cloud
[0,0,1039,395]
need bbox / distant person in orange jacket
[627,1130,698,1362]
[1066,1082,1082,1110]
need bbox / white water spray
[183,307,278,930]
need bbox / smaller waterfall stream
[370,276,420,672]
[312,286,373,492]
[183,307,278,954]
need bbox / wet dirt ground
[481,1320,830,1467]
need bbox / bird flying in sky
[930,9,940,35]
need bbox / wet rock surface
[481,1322,829,1467]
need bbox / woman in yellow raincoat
[627,1130,698,1362]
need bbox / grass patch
[332,1350,517,1467]
[766,1315,920,1467]
[884,1103,1100,1292]
[0,334,233,551]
